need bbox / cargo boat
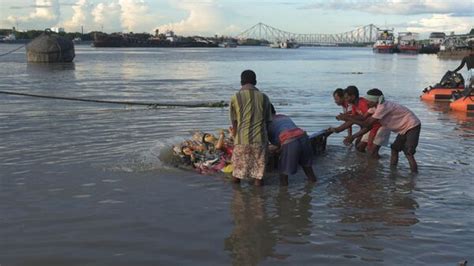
[93,32,218,48]
[373,29,397,53]
[398,32,420,54]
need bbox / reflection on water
[225,187,278,265]
[26,62,76,72]
[225,170,422,265]
[225,184,315,265]
[421,100,474,139]
[330,172,418,227]
[272,185,314,243]
[448,111,474,141]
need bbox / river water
[0,44,473,265]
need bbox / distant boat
[437,36,473,59]
[269,42,280,48]
[398,32,421,54]
[280,39,300,49]
[418,32,445,54]
[72,37,82,43]
[373,29,396,53]
[219,41,237,48]
[0,33,16,43]
[269,39,300,49]
[93,33,123,47]
[92,32,218,48]
[429,32,446,48]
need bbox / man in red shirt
[332,88,351,138]
[329,86,390,158]
[333,88,350,113]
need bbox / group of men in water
[229,70,422,187]
[330,86,421,173]
[178,54,474,186]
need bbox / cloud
[155,0,239,36]
[156,1,220,35]
[406,14,473,34]
[91,2,122,32]
[118,0,155,32]
[222,24,242,35]
[6,0,61,28]
[29,0,60,20]
[62,0,94,32]
[302,0,473,16]
[60,0,155,33]
[60,1,80,6]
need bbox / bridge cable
[0,90,228,108]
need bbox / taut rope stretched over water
[0,45,25,57]
[0,90,228,108]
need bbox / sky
[0,0,472,37]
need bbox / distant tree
[181,36,194,43]
[0,29,13,36]
[16,30,43,39]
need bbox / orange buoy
[420,86,463,101]
[450,96,474,112]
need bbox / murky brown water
[0,44,473,265]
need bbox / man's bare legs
[390,149,399,167]
[279,166,316,186]
[356,141,367,153]
[231,176,241,184]
[390,149,418,173]
[303,166,317,183]
[368,145,382,159]
[254,178,264,186]
[405,153,418,173]
[279,174,289,186]
[232,176,265,186]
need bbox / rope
[0,90,228,108]
[0,44,25,57]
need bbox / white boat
[269,39,300,49]
[0,33,16,42]
[72,37,82,44]
[280,39,300,49]
[269,42,280,48]
[219,41,237,48]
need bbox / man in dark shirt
[453,53,474,73]
[453,53,474,91]
[268,105,317,186]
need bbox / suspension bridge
[236,23,381,46]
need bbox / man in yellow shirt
[229,70,273,186]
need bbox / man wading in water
[267,104,317,186]
[337,89,421,173]
[329,86,391,159]
[229,70,273,186]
